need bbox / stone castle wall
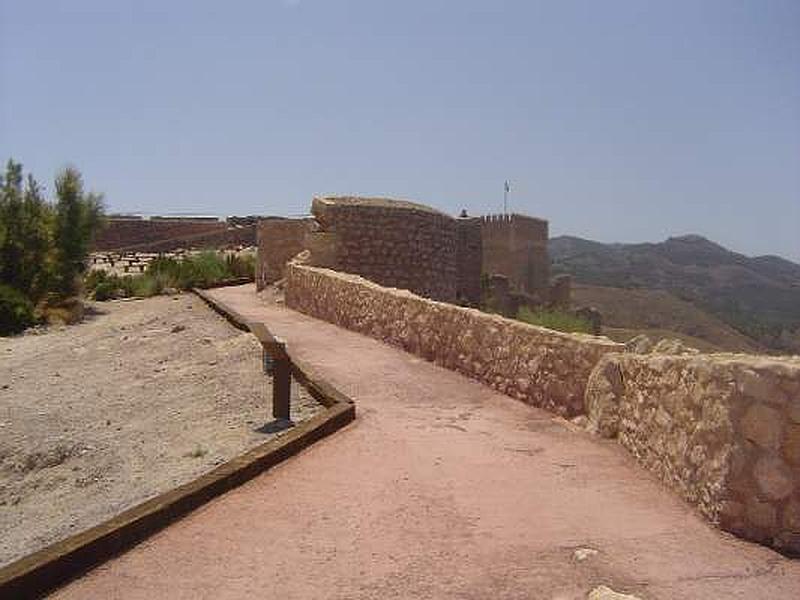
[456,217,483,306]
[481,214,549,296]
[253,198,550,306]
[305,197,463,303]
[131,225,255,253]
[284,260,800,554]
[285,263,622,416]
[586,353,800,554]
[94,218,228,251]
[255,218,313,290]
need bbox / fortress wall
[94,218,227,251]
[285,259,800,554]
[255,218,313,290]
[586,352,800,555]
[285,263,621,416]
[456,217,483,306]
[130,225,255,253]
[480,214,549,294]
[308,197,461,302]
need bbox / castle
[255,195,559,308]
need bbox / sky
[1,0,798,261]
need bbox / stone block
[788,402,800,424]
[718,499,744,529]
[738,368,786,405]
[783,424,800,465]
[739,403,784,450]
[746,499,777,531]
[753,455,794,501]
[782,499,800,532]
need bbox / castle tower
[479,213,550,297]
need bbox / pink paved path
[56,285,800,599]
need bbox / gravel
[0,293,321,567]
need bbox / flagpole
[503,181,509,214]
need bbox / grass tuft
[186,445,208,459]
[517,306,592,334]
[86,251,255,301]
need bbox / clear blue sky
[2,0,798,261]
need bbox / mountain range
[549,234,800,354]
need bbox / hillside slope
[571,284,763,353]
[550,235,800,353]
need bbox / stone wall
[255,218,313,290]
[286,263,622,416]
[456,216,483,306]
[126,225,255,253]
[284,259,800,554]
[481,213,549,296]
[94,218,227,251]
[307,197,462,302]
[586,352,800,554]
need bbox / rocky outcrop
[586,352,800,554]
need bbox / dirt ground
[0,293,321,568]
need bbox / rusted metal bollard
[263,337,291,421]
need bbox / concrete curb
[0,291,355,599]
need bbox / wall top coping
[289,263,623,349]
[257,216,314,223]
[313,196,450,217]
[106,216,225,223]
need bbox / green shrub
[184,251,229,288]
[86,270,122,300]
[92,280,117,301]
[86,250,254,302]
[145,257,183,284]
[225,252,255,279]
[117,276,139,298]
[84,269,109,291]
[0,283,35,335]
[131,275,162,297]
[145,252,230,289]
[517,306,592,334]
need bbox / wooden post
[250,323,292,423]
[267,338,291,421]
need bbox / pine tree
[20,174,55,299]
[0,159,26,292]
[53,167,104,298]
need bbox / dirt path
[0,293,320,568]
[54,285,800,599]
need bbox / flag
[504,180,510,193]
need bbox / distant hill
[550,235,800,354]
[571,284,764,353]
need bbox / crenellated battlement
[479,213,548,227]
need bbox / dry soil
[0,293,320,568]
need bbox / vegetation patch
[85,252,255,301]
[0,284,35,336]
[516,306,592,334]
[0,159,104,335]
